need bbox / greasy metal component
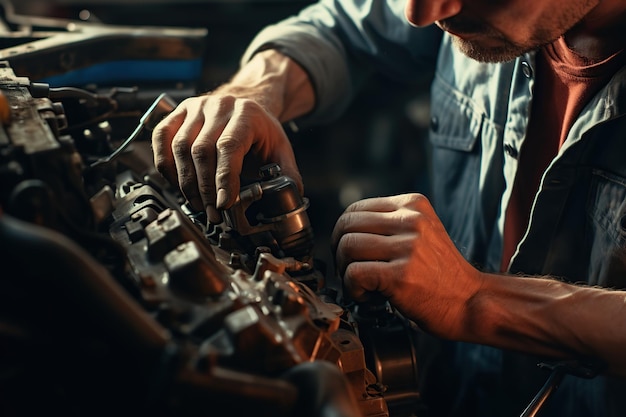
[223,163,315,261]
[0,60,427,416]
[0,3,207,82]
[0,61,64,154]
[0,61,92,233]
[108,176,389,415]
[355,304,423,415]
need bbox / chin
[452,36,527,63]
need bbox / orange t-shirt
[500,38,625,272]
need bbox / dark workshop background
[9,0,433,271]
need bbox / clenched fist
[332,193,484,339]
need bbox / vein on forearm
[463,273,626,375]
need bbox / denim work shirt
[241,0,626,416]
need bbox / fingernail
[216,188,227,209]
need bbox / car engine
[0,32,425,417]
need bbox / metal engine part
[0,59,426,417]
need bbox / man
[151,0,626,415]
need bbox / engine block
[0,60,422,417]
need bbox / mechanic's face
[405,0,598,62]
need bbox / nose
[405,0,462,27]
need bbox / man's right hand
[150,49,315,222]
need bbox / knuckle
[152,113,177,133]
[153,156,171,174]
[212,96,234,115]
[215,135,245,155]
[332,213,357,246]
[407,192,429,208]
[171,137,191,159]
[337,232,357,254]
[214,166,231,186]
[214,133,232,152]
[179,96,195,106]
[197,182,216,198]
[398,210,420,227]
[344,262,358,279]
[190,141,212,163]
[207,92,234,104]
[343,263,367,294]
[236,97,262,112]
[151,124,165,140]
[344,200,363,213]
[344,202,358,213]
[180,96,206,110]
[334,213,348,233]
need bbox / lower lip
[442,27,480,40]
[448,30,504,47]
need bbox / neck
[565,0,626,60]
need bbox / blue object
[39,59,203,86]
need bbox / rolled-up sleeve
[241,0,443,126]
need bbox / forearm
[212,49,315,123]
[464,273,626,375]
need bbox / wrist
[448,268,489,341]
[213,49,315,122]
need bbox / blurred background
[4,0,433,269]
